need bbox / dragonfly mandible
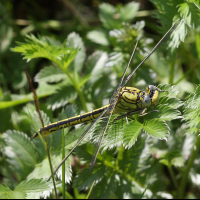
[32,19,181,181]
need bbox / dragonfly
[32,19,181,181]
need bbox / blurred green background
[0,0,200,199]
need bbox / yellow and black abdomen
[32,105,110,139]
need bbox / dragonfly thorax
[114,86,160,113]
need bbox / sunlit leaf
[87,30,109,46]
[144,119,169,140]
[67,32,86,72]
[11,34,78,70]
[34,66,67,83]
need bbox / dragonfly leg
[126,115,129,124]
[139,109,159,116]
[113,110,142,122]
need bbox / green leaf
[122,120,143,149]
[47,84,77,110]
[119,2,140,21]
[160,150,184,167]
[178,2,200,28]
[87,30,109,46]
[0,184,25,199]
[73,167,106,191]
[11,34,78,70]
[183,85,200,134]
[0,179,59,199]
[99,2,139,30]
[155,105,182,121]
[187,0,200,7]
[34,66,67,83]
[3,130,37,181]
[85,51,108,85]
[150,0,188,50]
[144,119,169,140]
[27,153,72,184]
[31,110,51,134]
[67,32,86,72]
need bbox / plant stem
[86,181,95,199]
[62,129,66,199]
[168,165,179,192]
[47,145,58,199]
[179,134,200,199]
[59,66,88,113]
[169,60,175,84]
[174,63,197,85]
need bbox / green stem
[62,129,66,199]
[174,63,197,85]
[46,145,58,199]
[169,60,175,84]
[86,181,95,199]
[179,134,200,199]
[59,65,88,112]
[168,164,179,192]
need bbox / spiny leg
[113,108,160,124]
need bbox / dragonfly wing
[109,41,139,102]
[47,106,110,181]
[122,19,181,87]
[90,102,116,173]
[89,39,140,173]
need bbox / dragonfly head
[146,85,167,107]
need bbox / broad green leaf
[183,85,200,134]
[3,130,37,181]
[91,173,118,199]
[87,30,109,46]
[47,85,77,110]
[122,120,143,149]
[158,84,179,98]
[0,179,58,199]
[67,32,86,72]
[120,2,140,21]
[73,167,106,191]
[99,2,138,30]
[159,97,184,109]
[155,105,182,121]
[15,178,51,193]
[0,185,24,199]
[27,152,72,184]
[187,0,200,7]
[31,110,51,134]
[34,66,67,83]
[144,119,169,140]
[119,136,147,176]
[85,51,108,85]
[99,3,117,29]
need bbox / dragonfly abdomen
[32,104,110,139]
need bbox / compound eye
[143,95,151,107]
[148,85,157,91]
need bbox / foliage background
[0,0,200,199]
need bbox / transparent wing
[48,40,138,180]
[47,106,109,181]
[89,41,139,173]
[89,100,116,173]
[89,19,182,173]
[122,19,181,87]
[110,41,139,101]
